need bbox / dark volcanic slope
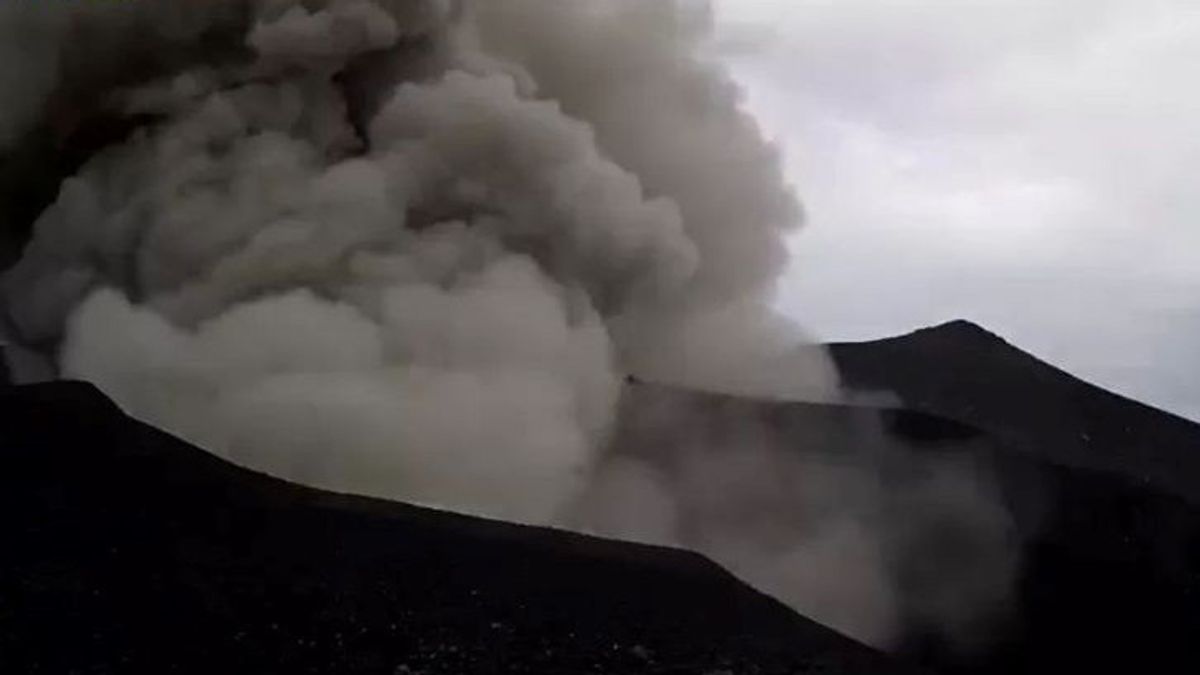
[826,321,1200,672]
[0,382,911,675]
[831,320,1200,502]
[618,382,1200,674]
[6,325,1200,674]
[906,426,1200,675]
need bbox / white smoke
[0,0,1013,649]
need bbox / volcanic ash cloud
[0,0,1014,648]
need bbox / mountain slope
[0,381,913,675]
[831,320,1200,502]
[6,320,1200,674]
[617,381,1200,674]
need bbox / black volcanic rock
[828,321,1200,672]
[905,436,1200,674]
[831,320,1200,502]
[0,381,913,675]
[612,380,1200,674]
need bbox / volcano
[3,4,1196,672]
[0,379,913,675]
[4,321,1200,673]
[831,320,1200,502]
[831,322,1200,672]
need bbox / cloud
[0,1,1024,648]
[714,0,1200,421]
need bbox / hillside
[831,320,1200,502]
[0,381,913,675]
[616,380,1200,674]
[5,322,1200,673]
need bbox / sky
[713,0,1200,422]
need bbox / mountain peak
[877,319,1014,353]
[831,318,1200,503]
[920,319,1003,340]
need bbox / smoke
[569,386,1017,647]
[0,0,1014,650]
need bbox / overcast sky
[713,0,1200,422]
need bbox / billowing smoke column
[0,0,1013,648]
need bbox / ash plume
[0,0,1015,649]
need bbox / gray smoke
[0,0,1014,649]
[573,385,1017,647]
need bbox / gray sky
[714,0,1200,422]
